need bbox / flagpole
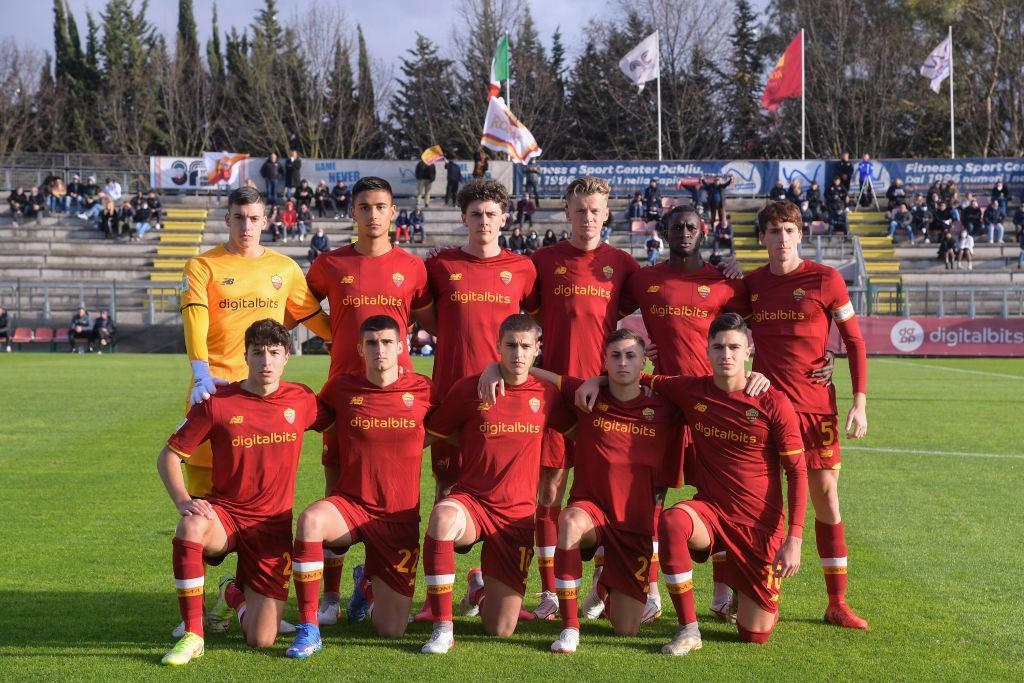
[505,33,511,114]
[948,25,955,159]
[656,31,663,161]
[800,28,806,160]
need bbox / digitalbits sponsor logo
[890,318,924,352]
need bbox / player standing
[419,314,575,654]
[743,200,869,629]
[157,320,329,665]
[285,315,433,658]
[305,176,433,623]
[175,185,329,636]
[523,176,639,619]
[652,313,807,653]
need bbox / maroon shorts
[325,496,420,597]
[540,427,575,469]
[797,412,842,470]
[656,426,694,490]
[446,493,534,596]
[207,506,292,601]
[570,499,651,604]
[680,500,783,613]
[430,441,463,483]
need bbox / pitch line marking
[876,358,1024,381]
[846,445,1024,460]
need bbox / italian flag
[488,35,509,99]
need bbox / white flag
[480,97,542,164]
[920,36,952,93]
[619,31,660,92]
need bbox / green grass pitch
[1,353,1022,680]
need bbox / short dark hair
[604,328,646,351]
[756,200,803,234]
[458,179,509,213]
[708,312,749,340]
[661,204,702,230]
[498,313,540,340]
[228,186,266,210]
[244,319,291,353]
[359,314,401,338]
[352,176,393,203]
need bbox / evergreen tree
[206,3,224,84]
[724,0,766,157]
[354,25,383,156]
[387,34,461,159]
[176,0,199,67]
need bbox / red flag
[762,33,802,112]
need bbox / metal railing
[0,280,182,325]
[850,283,1024,318]
[1,153,151,193]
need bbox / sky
[0,0,597,73]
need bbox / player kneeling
[285,315,433,658]
[157,320,330,666]
[650,313,806,653]
[419,314,575,654]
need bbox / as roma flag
[762,33,802,112]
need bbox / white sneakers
[532,591,559,620]
[550,627,580,654]
[421,622,455,654]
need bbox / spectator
[281,200,298,242]
[91,310,116,353]
[836,151,854,193]
[888,203,914,244]
[1018,239,1024,271]
[857,153,874,184]
[928,201,953,243]
[524,160,541,206]
[99,197,119,239]
[938,227,957,269]
[542,228,557,247]
[800,200,814,227]
[600,218,612,243]
[295,179,315,212]
[267,204,284,242]
[69,307,92,353]
[308,226,329,264]
[147,191,163,230]
[66,174,84,214]
[828,199,848,236]
[768,180,787,202]
[826,176,847,208]
[313,180,333,218]
[508,226,526,253]
[394,208,410,243]
[645,229,663,266]
[984,199,1006,243]
[104,177,123,204]
[25,187,44,224]
[48,177,68,215]
[444,158,462,206]
[284,149,302,199]
[885,178,907,209]
[117,201,134,239]
[941,179,959,205]
[130,191,145,211]
[415,158,437,207]
[926,191,942,213]
[956,229,974,270]
[259,152,283,204]
[559,230,569,241]
[806,180,822,219]
[627,191,645,221]
[712,216,734,255]
[911,194,930,241]
[960,199,982,236]
[132,200,152,241]
[331,180,350,218]
[516,195,536,228]
[0,305,10,352]
[786,179,805,206]
[1013,204,1024,243]
[643,178,662,221]
[472,148,489,178]
[525,229,540,255]
[498,232,508,249]
[7,186,26,227]
[410,207,425,243]
[82,175,100,208]
[991,179,1010,209]
[296,203,313,242]
[928,179,943,198]
[702,174,733,226]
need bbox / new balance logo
[221,278,235,285]
[229,415,244,424]
[350,396,364,405]
[449,273,463,281]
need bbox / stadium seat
[12,327,33,350]
[631,219,647,233]
[808,220,828,236]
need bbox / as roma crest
[793,288,806,301]
[283,407,296,424]
[392,272,405,287]
[402,392,415,408]
[499,270,513,285]
[529,397,541,413]
[745,408,760,423]
[697,285,711,299]
[602,265,614,280]
[642,407,655,421]
[270,274,283,291]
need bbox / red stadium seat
[12,327,33,343]
[33,327,55,351]
[54,328,70,344]
[631,219,648,233]
[808,220,828,236]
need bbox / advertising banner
[534,160,772,197]
[151,157,513,196]
[829,316,1024,356]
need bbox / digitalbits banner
[830,316,1024,357]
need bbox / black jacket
[260,158,283,180]
[445,161,462,184]
[285,156,302,186]
[836,160,854,184]
[70,313,92,331]
[93,316,116,335]
[769,186,787,201]
[310,233,329,252]
[415,161,437,182]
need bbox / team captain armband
[831,301,856,322]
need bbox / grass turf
[1,353,1022,680]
